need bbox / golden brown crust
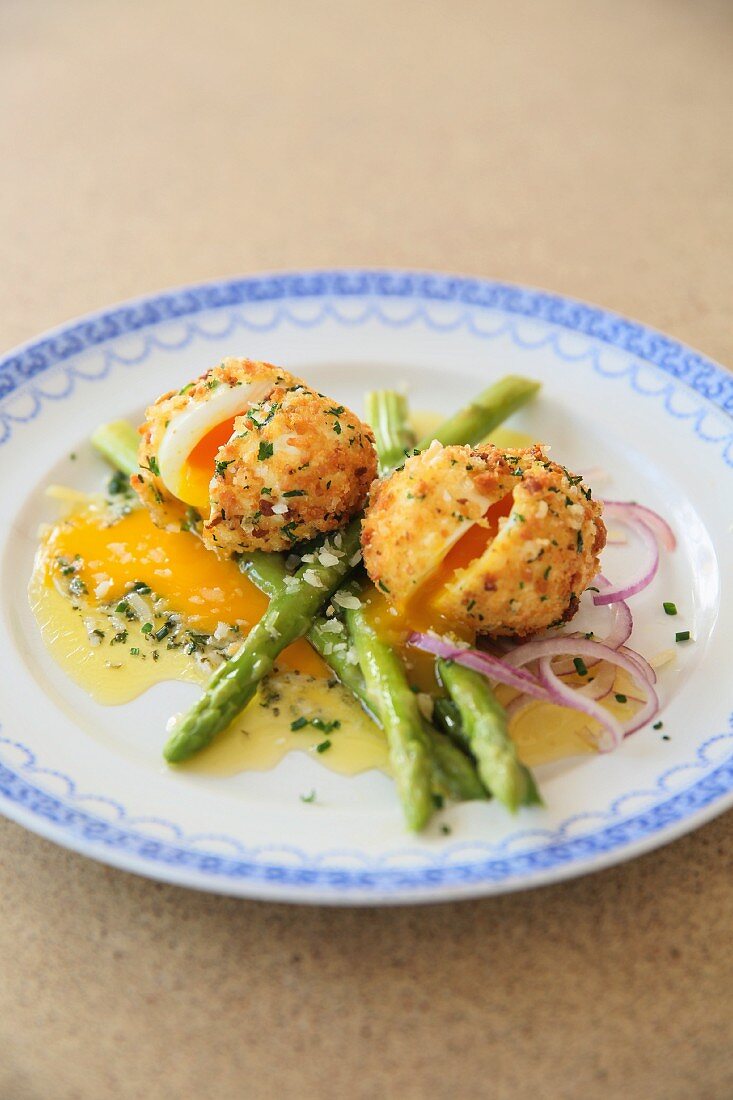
[131,357,377,553]
[204,384,376,554]
[361,441,606,637]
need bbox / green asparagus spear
[163,518,362,761]
[416,375,540,451]
[433,697,466,746]
[365,390,416,474]
[243,554,485,802]
[89,421,483,797]
[428,722,488,802]
[91,420,139,478]
[346,597,433,830]
[437,659,541,811]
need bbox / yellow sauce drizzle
[30,417,631,781]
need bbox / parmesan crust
[132,358,377,553]
[362,442,606,637]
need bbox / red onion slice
[602,500,676,551]
[408,632,550,701]
[410,632,660,747]
[551,577,632,674]
[593,502,676,606]
[537,657,623,752]
[594,516,659,605]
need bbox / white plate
[1,270,732,905]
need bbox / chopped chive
[615,693,627,704]
[573,657,588,677]
[290,716,308,731]
[315,739,332,753]
[663,601,678,616]
[432,793,444,810]
[653,721,663,730]
[675,630,690,643]
[130,647,140,656]
[283,489,306,498]
[115,600,128,613]
[662,734,671,741]
[300,790,316,803]
[440,824,452,835]
[141,622,153,635]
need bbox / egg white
[157,379,275,503]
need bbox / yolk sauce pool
[30,498,390,776]
[38,502,327,679]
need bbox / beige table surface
[2,2,732,1097]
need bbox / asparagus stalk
[243,554,486,803]
[91,420,139,478]
[416,375,540,451]
[345,597,434,830]
[163,518,362,761]
[89,421,482,798]
[437,659,541,811]
[365,390,416,474]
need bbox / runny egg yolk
[176,415,238,510]
[41,504,328,678]
[365,493,515,691]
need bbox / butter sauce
[29,418,621,780]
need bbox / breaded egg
[132,358,377,553]
[361,441,606,637]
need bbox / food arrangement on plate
[31,356,684,832]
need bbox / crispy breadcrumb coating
[361,441,605,637]
[132,358,377,553]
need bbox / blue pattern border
[1,269,732,900]
[2,270,732,412]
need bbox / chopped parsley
[283,489,306,498]
[257,441,274,461]
[215,459,232,475]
